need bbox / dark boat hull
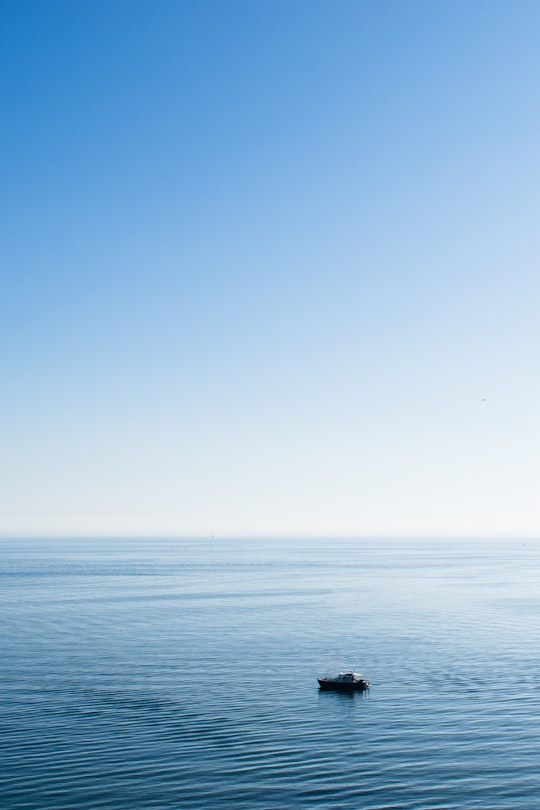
[318,678,369,692]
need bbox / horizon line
[0,531,538,542]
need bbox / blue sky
[2,0,540,537]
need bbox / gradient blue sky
[2,0,540,537]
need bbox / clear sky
[2,0,540,538]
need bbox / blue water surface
[1,537,539,809]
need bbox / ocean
[1,537,539,809]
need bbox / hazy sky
[2,0,540,537]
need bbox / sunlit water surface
[1,538,540,809]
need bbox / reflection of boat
[318,672,370,692]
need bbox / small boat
[318,672,370,692]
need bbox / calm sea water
[1,537,540,809]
